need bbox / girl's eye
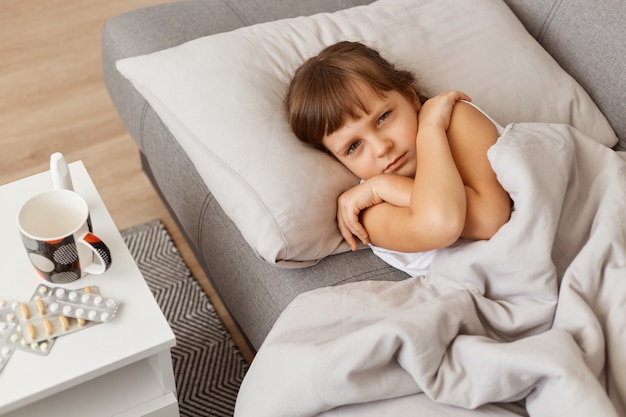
[347,140,362,155]
[377,111,391,125]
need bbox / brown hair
[285,41,426,150]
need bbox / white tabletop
[0,162,176,413]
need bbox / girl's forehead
[350,79,388,101]
[344,81,389,115]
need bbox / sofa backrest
[502,0,626,149]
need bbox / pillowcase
[116,0,617,267]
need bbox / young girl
[285,41,511,275]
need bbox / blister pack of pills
[0,300,17,373]
[5,285,120,356]
[46,287,119,323]
[12,285,119,344]
[8,284,84,355]
[8,325,55,356]
[0,341,14,374]
[0,285,121,373]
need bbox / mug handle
[78,232,112,275]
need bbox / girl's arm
[336,174,413,251]
[447,101,511,239]
[361,92,468,252]
[360,94,509,252]
[336,91,467,251]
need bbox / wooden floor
[0,0,254,363]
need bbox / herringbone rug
[121,220,248,417]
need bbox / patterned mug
[17,189,112,283]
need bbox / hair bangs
[292,70,369,148]
[321,76,370,138]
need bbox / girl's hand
[419,91,471,132]
[337,180,383,251]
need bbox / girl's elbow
[420,210,465,249]
[441,215,465,246]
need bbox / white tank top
[369,244,437,276]
[369,101,503,276]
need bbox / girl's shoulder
[447,100,501,156]
[456,100,504,134]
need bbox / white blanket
[235,123,626,417]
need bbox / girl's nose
[373,136,392,156]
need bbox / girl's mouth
[385,153,407,173]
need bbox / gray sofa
[102,0,626,356]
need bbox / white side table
[0,162,179,417]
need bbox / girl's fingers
[352,225,369,246]
[338,213,369,250]
[338,221,359,251]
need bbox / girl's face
[322,82,421,180]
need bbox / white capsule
[68,291,78,301]
[81,294,90,303]
[75,308,85,318]
[62,305,72,315]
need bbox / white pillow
[116,0,617,267]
